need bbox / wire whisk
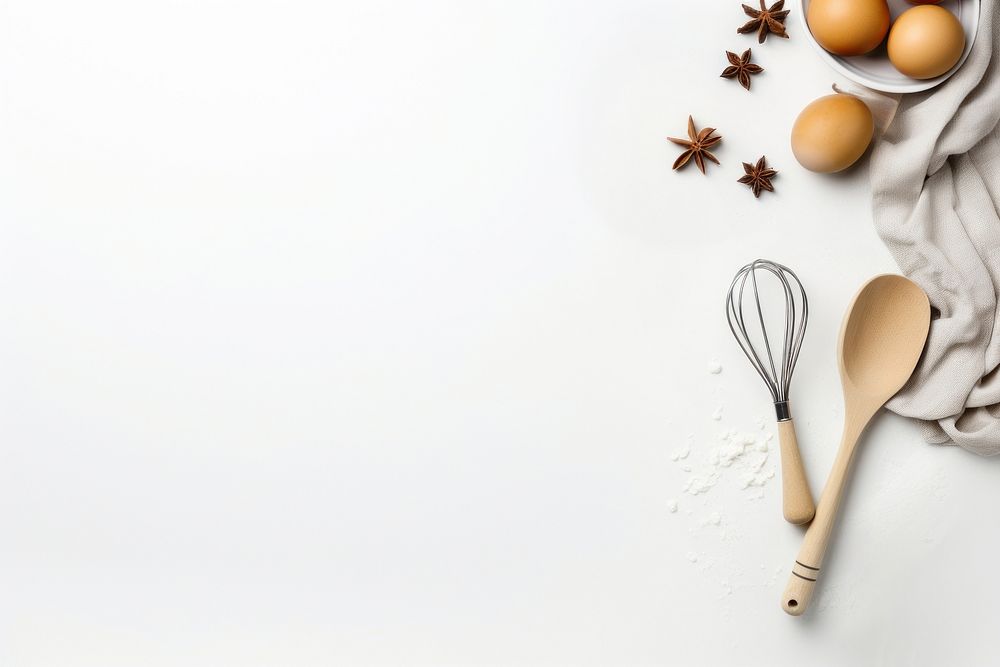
[725,258,815,524]
[726,259,808,421]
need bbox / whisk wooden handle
[777,420,815,525]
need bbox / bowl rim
[796,0,981,94]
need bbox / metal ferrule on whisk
[774,400,791,422]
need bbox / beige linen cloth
[870,0,1000,455]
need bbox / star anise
[737,0,789,44]
[667,116,722,175]
[721,49,764,90]
[738,156,777,198]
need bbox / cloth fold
[870,0,1000,455]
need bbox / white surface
[799,0,980,93]
[1,1,998,665]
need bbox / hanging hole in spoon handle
[776,415,815,525]
[782,561,819,615]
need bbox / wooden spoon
[781,275,930,616]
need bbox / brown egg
[791,93,874,173]
[807,0,891,56]
[888,6,965,79]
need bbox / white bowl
[798,0,980,93]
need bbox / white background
[1,1,998,665]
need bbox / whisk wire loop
[726,259,808,414]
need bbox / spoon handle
[777,419,815,525]
[781,415,869,615]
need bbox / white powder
[675,428,775,498]
[668,403,783,593]
[741,468,774,489]
[707,359,723,374]
[683,472,719,496]
[670,439,692,462]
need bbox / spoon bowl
[840,274,931,401]
[782,275,930,615]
